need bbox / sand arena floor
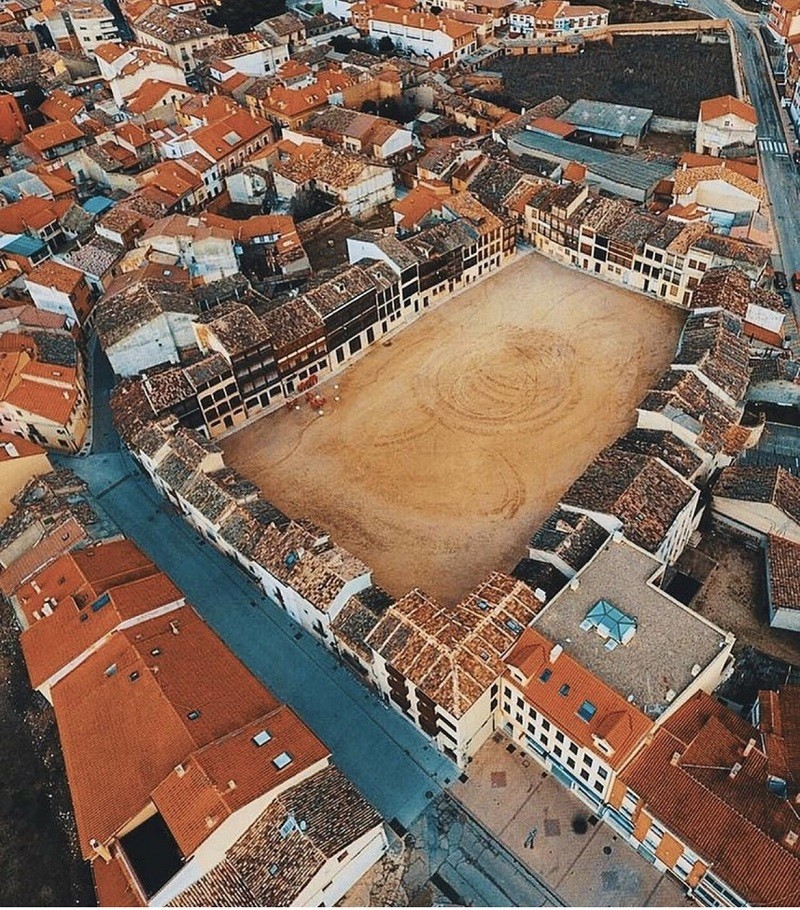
[222,255,684,605]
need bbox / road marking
[758,136,790,156]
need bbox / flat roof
[508,130,673,192]
[532,538,731,717]
[561,99,654,138]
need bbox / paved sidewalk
[451,737,693,907]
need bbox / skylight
[581,600,637,645]
[273,751,293,770]
[91,592,110,613]
[252,729,272,747]
[577,700,597,722]
[559,684,570,697]
[539,668,552,683]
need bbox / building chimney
[729,762,742,780]
[89,839,112,863]
[785,830,799,849]
[549,643,563,663]
[744,738,756,757]
[670,751,681,767]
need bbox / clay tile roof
[26,260,84,294]
[39,89,84,123]
[561,448,697,554]
[24,120,84,152]
[766,534,800,615]
[21,570,183,690]
[365,573,545,717]
[51,605,281,858]
[167,765,379,907]
[505,626,653,768]
[4,379,78,426]
[73,539,157,588]
[0,516,86,596]
[92,853,145,907]
[699,94,757,125]
[714,465,800,526]
[674,308,751,402]
[674,164,764,203]
[620,690,800,906]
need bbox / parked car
[779,289,793,308]
[794,149,800,166]
[793,271,800,291]
[774,270,788,290]
[673,0,690,6]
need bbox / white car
[673,0,690,7]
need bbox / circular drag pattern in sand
[421,328,579,436]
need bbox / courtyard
[222,254,684,605]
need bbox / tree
[361,99,378,114]
[331,34,354,54]
[378,35,395,55]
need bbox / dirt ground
[222,254,684,605]
[688,530,800,666]
[490,36,736,120]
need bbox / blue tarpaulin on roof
[82,196,115,216]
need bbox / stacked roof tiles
[0,505,385,906]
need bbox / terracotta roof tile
[699,94,757,125]
[620,691,800,906]
[51,605,281,857]
[505,626,653,769]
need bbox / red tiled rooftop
[52,606,282,858]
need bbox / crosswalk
[757,135,790,157]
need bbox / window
[273,751,293,769]
[577,700,597,722]
[555,730,564,744]
[593,781,604,794]
[559,684,570,697]
[582,753,593,767]
[569,742,578,755]
[187,710,201,721]
[580,768,590,781]
[541,718,551,732]
[597,766,608,780]
[252,730,272,746]
[539,668,552,683]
